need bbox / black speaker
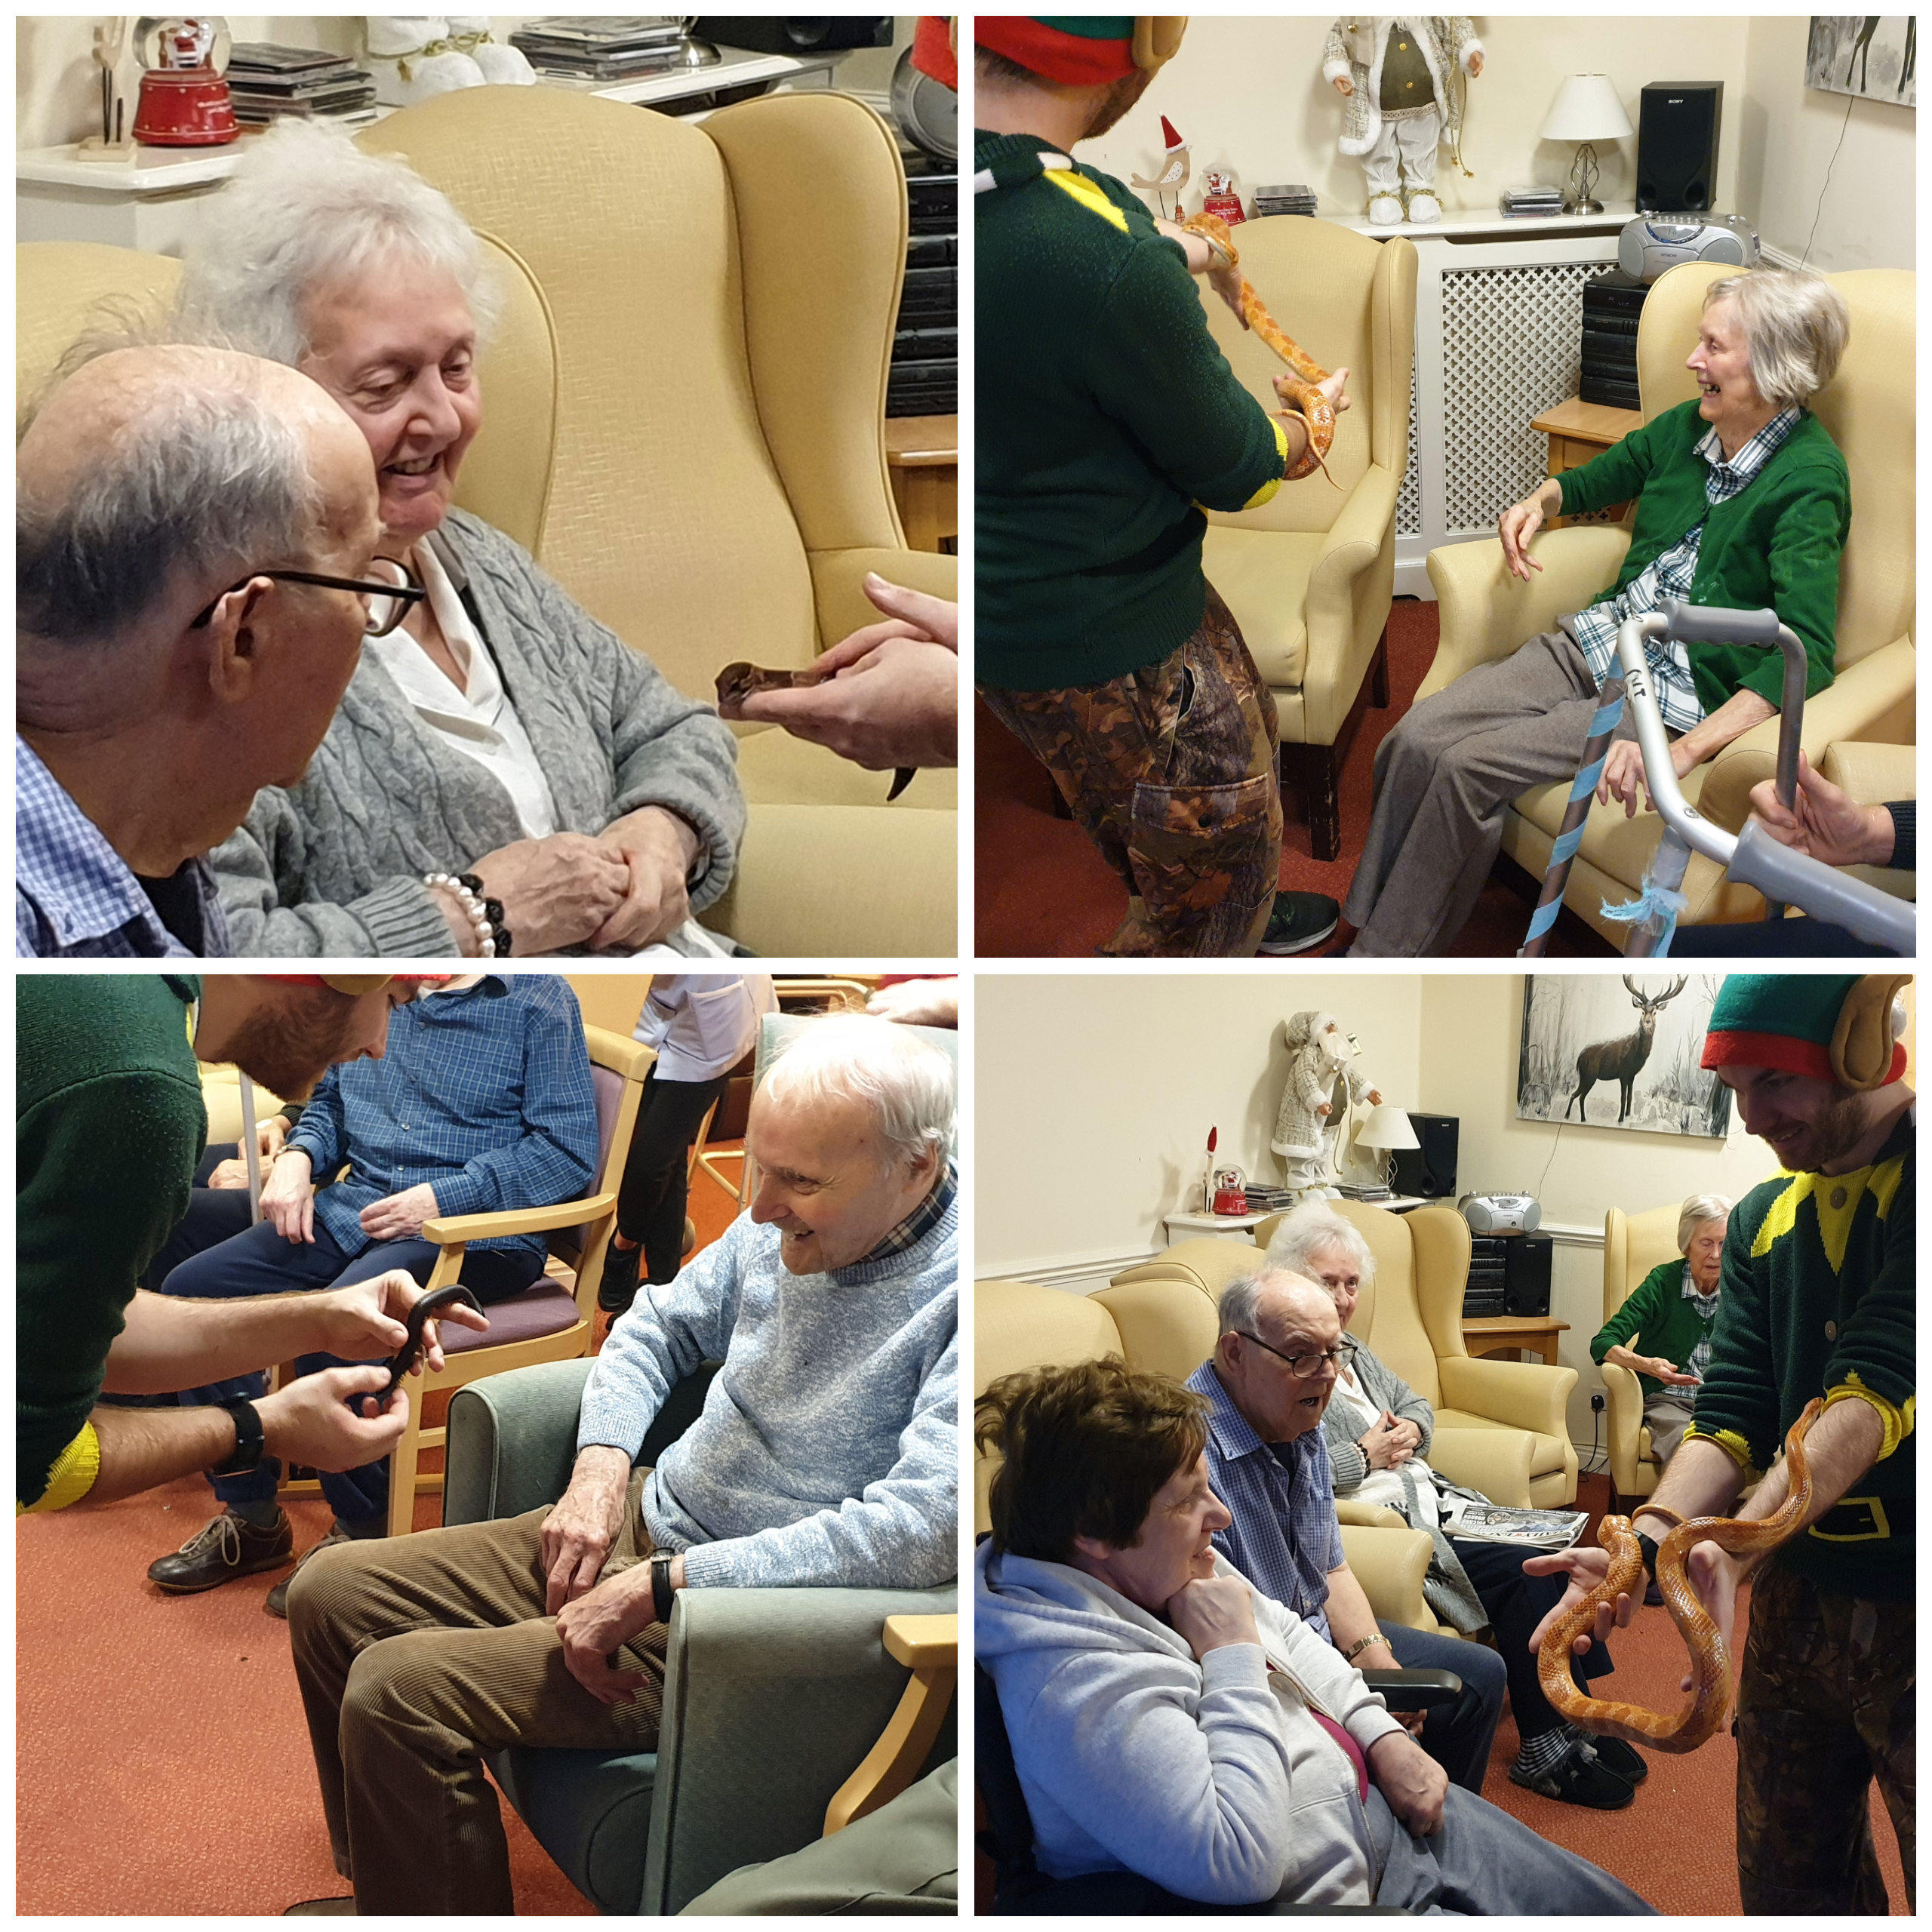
[1637,82,1722,212]
[692,17,893,55]
[1503,1234,1554,1317]
[1391,1113,1458,1198]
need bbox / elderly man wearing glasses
[15,344,392,958]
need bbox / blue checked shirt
[1569,408,1803,735]
[286,974,598,1263]
[16,736,231,958]
[1186,1360,1345,1640]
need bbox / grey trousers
[1364,1783,1657,1914]
[1643,1393,1699,1466]
[1342,629,1638,957]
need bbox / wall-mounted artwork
[1516,975,1732,1139]
[1807,17,1916,109]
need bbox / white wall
[17,15,913,152]
[1074,16,1911,269]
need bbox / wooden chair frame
[823,1614,957,1836]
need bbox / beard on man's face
[1082,69,1153,140]
[1798,1087,1875,1171]
[223,989,365,1100]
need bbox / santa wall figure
[1323,17,1481,226]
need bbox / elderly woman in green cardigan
[1592,1192,1732,1469]
[1343,267,1851,955]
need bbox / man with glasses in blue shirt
[16,343,413,957]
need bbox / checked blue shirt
[285,974,599,1264]
[1568,407,1803,735]
[1186,1360,1345,1640]
[16,736,231,958]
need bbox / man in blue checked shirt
[143,973,597,1606]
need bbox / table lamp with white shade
[1540,74,1634,214]
[1353,1104,1420,1192]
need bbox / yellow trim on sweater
[1749,1154,1903,1276]
[18,1421,101,1515]
[1042,166,1129,234]
[1240,417,1290,510]
[1681,1423,1756,1475]
[1824,1377,1914,1461]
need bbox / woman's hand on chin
[1166,1574,1260,1661]
[468,834,632,955]
[591,806,700,952]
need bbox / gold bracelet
[1341,1633,1383,1664]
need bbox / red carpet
[17,1155,748,1916]
[975,598,1613,958]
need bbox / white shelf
[1331,199,1636,241]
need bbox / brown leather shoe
[148,1507,293,1593]
[283,1898,355,1915]
[265,1521,361,1620]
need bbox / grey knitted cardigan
[211,509,746,956]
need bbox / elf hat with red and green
[974,17,1140,83]
[1701,974,1906,1086]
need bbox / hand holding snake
[1178,211,1343,485]
[1534,1398,1823,1753]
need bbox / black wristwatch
[651,1552,675,1625]
[211,1398,265,1476]
[1635,1532,1661,1585]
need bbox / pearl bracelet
[426,872,494,957]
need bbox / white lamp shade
[1355,1105,1420,1151]
[1539,74,1634,143]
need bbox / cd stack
[1252,183,1318,217]
[509,17,688,84]
[891,155,957,416]
[1580,267,1648,410]
[226,45,378,125]
[1499,183,1565,218]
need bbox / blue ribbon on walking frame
[1522,694,1627,945]
[1601,870,1690,954]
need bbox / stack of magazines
[1441,1500,1588,1549]
[508,17,690,84]
[1253,183,1319,217]
[1499,183,1565,218]
[226,45,378,124]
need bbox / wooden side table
[1461,1315,1569,1364]
[884,413,958,553]
[1532,395,1642,530]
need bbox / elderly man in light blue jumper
[285,1013,958,1916]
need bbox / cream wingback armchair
[1194,218,1418,862]
[1423,261,1915,941]
[1113,1200,1578,1508]
[1599,1204,1686,1509]
[974,1275,1442,1634]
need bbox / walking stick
[1518,676,1625,958]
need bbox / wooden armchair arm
[823,1613,958,1837]
[421,1192,617,1246]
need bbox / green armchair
[444,1358,956,1915]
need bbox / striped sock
[1513,1725,1578,1780]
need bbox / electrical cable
[1800,91,1856,269]
[1534,1118,1565,1201]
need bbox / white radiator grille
[1397,360,1422,537]
[1439,262,1616,532]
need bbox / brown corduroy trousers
[287,1472,666,1915]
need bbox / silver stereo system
[1458,1192,1543,1235]
[1617,212,1759,284]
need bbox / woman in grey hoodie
[974,1358,1654,1915]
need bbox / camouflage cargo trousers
[980,586,1281,957]
[1735,1563,1915,1914]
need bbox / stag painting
[1516,975,1731,1139]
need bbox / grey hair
[1676,1192,1733,1255]
[17,383,318,649]
[171,118,500,365]
[1265,1204,1376,1294]
[761,1014,954,1171]
[1218,1265,1334,1340]
[1704,269,1850,410]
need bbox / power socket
[1589,1392,1606,1413]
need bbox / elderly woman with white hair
[1589,1192,1730,1470]
[1267,1204,1646,1809]
[1342,266,1852,955]
[170,121,745,958]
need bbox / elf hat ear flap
[1830,975,1912,1090]
[1134,17,1188,72]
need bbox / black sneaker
[1256,891,1341,956]
[597,1237,644,1314]
[147,1506,293,1593]
[1509,1743,1635,1809]
[1586,1734,1649,1784]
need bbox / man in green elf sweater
[975,15,1349,958]
[1532,973,1913,1912]
[17,974,484,1518]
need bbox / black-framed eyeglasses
[190,556,426,638]
[1237,1334,1356,1378]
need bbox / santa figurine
[1323,17,1481,226]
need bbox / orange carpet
[975,597,1611,958]
[17,1153,748,1917]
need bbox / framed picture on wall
[1516,975,1733,1138]
[1806,17,1916,109]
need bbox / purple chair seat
[443,1278,583,1353]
